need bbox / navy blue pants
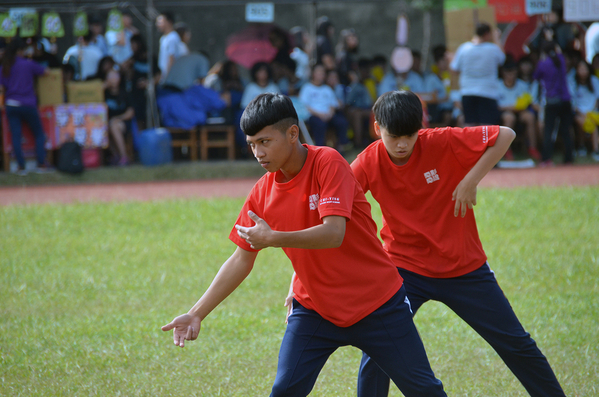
[307,112,348,147]
[358,264,566,397]
[271,286,446,397]
[6,105,47,168]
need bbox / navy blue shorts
[271,285,446,397]
[462,95,501,125]
[358,264,565,397]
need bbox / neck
[278,143,308,182]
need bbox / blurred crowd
[1,8,599,172]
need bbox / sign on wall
[526,0,552,16]
[564,0,599,21]
[245,3,274,23]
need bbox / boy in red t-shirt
[351,90,565,396]
[161,93,446,396]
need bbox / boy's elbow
[500,126,516,142]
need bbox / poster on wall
[526,0,552,16]
[564,0,599,21]
[488,0,528,23]
[55,104,108,148]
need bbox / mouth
[258,161,270,169]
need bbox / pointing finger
[454,200,460,217]
[161,322,175,332]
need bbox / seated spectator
[425,45,452,125]
[269,27,296,77]
[271,59,297,96]
[162,49,209,92]
[91,55,116,83]
[289,26,311,84]
[336,28,359,86]
[106,11,138,65]
[377,57,399,97]
[498,61,540,160]
[63,32,104,81]
[325,68,345,106]
[569,60,599,160]
[299,63,349,150]
[316,16,336,72]
[121,34,159,129]
[240,62,280,108]
[104,69,134,165]
[364,55,387,103]
[345,59,373,148]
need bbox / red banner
[488,0,528,23]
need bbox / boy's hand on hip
[235,211,273,250]
[452,177,477,218]
[161,313,202,348]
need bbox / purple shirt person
[0,56,45,107]
[533,53,571,102]
[0,39,51,174]
[533,42,573,164]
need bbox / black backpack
[57,142,84,174]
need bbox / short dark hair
[373,90,422,137]
[250,62,272,82]
[240,93,298,136]
[476,23,491,38]
[432,45,446,63]
[159,11,175,24]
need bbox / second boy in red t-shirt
[351,90,565,397]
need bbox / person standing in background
[533,41,574,166]
[156,11,181,84]
[0,39,53,175]
[107,11,138,65]
[450,23,505,126]
[62,32,104,81]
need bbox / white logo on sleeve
[309,194,320,210]
[482,126,488,144]
[424,169,440,184]
[320,196,341,205]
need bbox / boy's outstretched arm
[161,247,258,347]
[452,126,516,217]
[235,211,346,250]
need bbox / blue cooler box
[138,128,173,166]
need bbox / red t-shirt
[351,126,499,278]
[230,145,402,327]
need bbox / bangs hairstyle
[373,90,422,137]
[240,93,299,136]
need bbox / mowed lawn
[1,187,597,396]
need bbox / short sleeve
[228,190,261,252]
[449,44,464,71]
[350,157,370,194]
[30,59,46,76]
[448,126,500,170]
[165,35,180,57]
[315,153,355,220]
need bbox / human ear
[374,121,382,137]
[287,124,300,143]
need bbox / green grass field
[1,187,597,396]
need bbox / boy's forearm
[187,248,256,320]
[465,126,516,185]
[269,217,346,250]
